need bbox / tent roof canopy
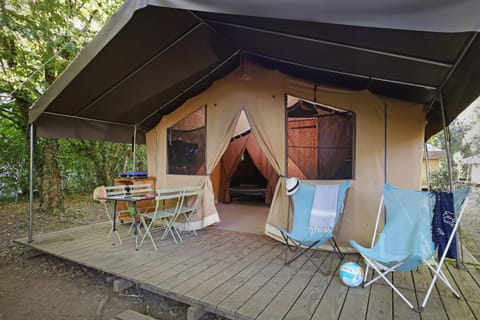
[29,0,480,143]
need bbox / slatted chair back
[177,184,203,235]
[139,187,185,250]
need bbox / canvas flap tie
[309,184,339,232]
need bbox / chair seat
[349,239,422,272]
[142,210,175,220]
[278,227,332,246]
[165,205,193,215]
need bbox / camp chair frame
[278,180,351,275]
[94,183,153,245]
[280,231,344,275]
[95,185,128,244]
[352,184,471,312]
[139,187,184,251]
[420,187,471,311]
[171,184,203,238]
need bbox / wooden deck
[16,223,480,320]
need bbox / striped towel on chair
[309,184,339,232]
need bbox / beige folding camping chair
[138,187,184,251]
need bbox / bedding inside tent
[221,138,268,203]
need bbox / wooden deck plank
[201,245,284,316]
[441,296,476,320]
[366,284,392,320]
[108,229,239,280]
[256,251,333,320]
[410,266,447,320]
[338,256,370,320]
[339,286,370,320]
[163,236,267,293]
[183,240,282,303]
[25,223,111,252]
[446,262,480,302]
[282,255,337,320]
[134,231,251,284]
[309,274,348,320]
[139,234,257,288]
[99,230,224,274]
[215,250,303,319]
[433,260,459,297]
[234,250,312,320]
[391,271,420,319]
[176,240,278,304]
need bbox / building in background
[422,144,446,189]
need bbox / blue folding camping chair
[278,179,351,274]
[350,184,471,312]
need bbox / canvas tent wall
[146,62,425,246]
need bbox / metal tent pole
[439,95,463,268]
[424,143,431,191]
[132,125,137,173]
[28,124,36,243]
[439,96,454,192]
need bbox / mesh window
[167,106,206,175]
[287,96,355,180]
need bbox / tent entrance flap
[212,110,279,235]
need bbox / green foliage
[58,139,147,194]
[427,107,478,190]
[429,158,468,191]
[0,0,123,202]
[0,119,28,198]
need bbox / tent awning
[29,0,480,143]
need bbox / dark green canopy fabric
[29,0,480,143]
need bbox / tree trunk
[40,138,64,212]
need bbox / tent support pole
[28,124,36,243]
[424,143,431,191]
[208,19,451,68]
[440,95,463,268]
[384,103,387,185]
[132,125,137,173]
[439,95,454,193]
[249,51,437,91]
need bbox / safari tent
[28,0,480,247]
